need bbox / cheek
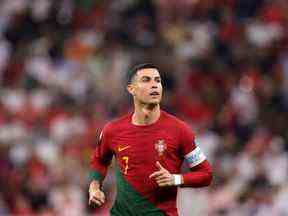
[135,86,147,97]
[137,85,149,94]
[159,86,163,94]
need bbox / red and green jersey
[90,110,208,216]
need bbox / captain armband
[184,146,206,168]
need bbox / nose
[151,80,159,89]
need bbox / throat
[143,113,154,124]
[132,105,160,126]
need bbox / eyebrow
[140,75,161,80]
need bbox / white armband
[173,174,182,186]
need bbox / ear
[127,84,135,96]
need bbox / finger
[89,197,102,206]
[155,175,168,181]
[90,193,105,205]
[157,177,174,185]
[98,193,105,203]
[149,171,165,178]
[158,182,168,187]
[158,180,173,187]
[89,196,94,205]
[156,179,169,185]
[93,199,102,206]
[156,161,165,171]
[90,196,102,204]
[150,170,164,178]
[90,190,105,202]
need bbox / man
[88,63,212,215]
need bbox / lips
[150,91,160,96]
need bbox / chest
[111,128,180,163]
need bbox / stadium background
[0,0,288,215]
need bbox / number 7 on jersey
[122,156,129,175]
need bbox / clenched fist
[88,181,105,207]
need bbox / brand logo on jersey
[118,145,131,152]
[155,139,166,156]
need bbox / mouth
[150,91,160,96]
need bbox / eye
[141,77,150,82]
[155,78,161,83]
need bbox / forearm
[150,160,212,187]
[90,150,111,182]
[181,160,213,187]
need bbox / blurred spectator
[0,0,287,215]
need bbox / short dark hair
[126,63,158,84]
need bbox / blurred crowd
[0,0,288,215]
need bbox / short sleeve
[180,123,206,168]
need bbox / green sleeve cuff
[89,170,104,182]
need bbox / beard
[138,98,160,107]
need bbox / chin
[149,102,159,106]
[148,100,160,105]
[139,98,161,106]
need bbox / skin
[128,68,163,126]
[89,68,181,207]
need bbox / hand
[89,187,105,207]
[149,161,177,187]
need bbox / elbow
[204,171,213,186]
[183,161,213,187]
[198,171,212,187]
[203,161,213,187]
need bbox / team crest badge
[155,139,167,156]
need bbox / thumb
[156,161,165,171]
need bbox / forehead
[136,68,160,78]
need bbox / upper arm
[92,124,114,165]
[89,123,115,182]
[180,123,207,168]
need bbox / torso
[108,111,186,215]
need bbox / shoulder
[162,110,193,131]
[102,113,131,134]
[161,110,196,141]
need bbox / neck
[132,102,161,125]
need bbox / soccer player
[88,63,212,215]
